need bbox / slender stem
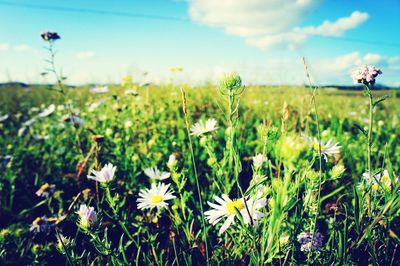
[47,41,84,155]
[180,88,210,265]
[302,57,323,263]
[366,84,373,216]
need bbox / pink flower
[352,65,382,85]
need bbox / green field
[0,81,400,265]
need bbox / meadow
[0,34,400,265]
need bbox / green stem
[366,84,373,217]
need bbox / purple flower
[41,31,61,42]
[297,231,324,252]
[77,204,97,228]
[352,65,382,85]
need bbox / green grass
[0,83,399,265]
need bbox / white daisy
[362,170,396,191]
[307,137,341,161]
[77,204,97,228]
[190,118,218,136]
[137,183,176,210]
[35,183,56,197]
[87,163,116,183]
[204,194,267,234]
[38,104,56,118]
[144,167,170,180]
[252,153,266,169]
[0,114,9,123]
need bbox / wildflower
[167,154,178,169]
[330,164,346,179]
[41,31,61,42]
[23,118,36,127]
[352,65,382,85]
[190,118,218,136]
[91,85,109,94]
[362,169,395,191]
[307,137,340,161]
[63,114,84,126]
[137,183,176,210]
[35,183,56,197]
[144,167,171,181]
[124,120,133,128]
[87,163,116,183]
[0,155,12,170]
[0,114,8,122]
[252,153,266,169]
[204,194,267,234]
[56,234,72,252]
[279,233,290,246]
[297,231,324,252]
[221,73,242,91]
[30,216,53,233]
[38,104,56,118]
[87,101,103,112]
[124,89,139,96]
[77,204,97,228]
[18,127,27,136]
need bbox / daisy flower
[87,163,116,183]
[252,153,266,169]
[190,118,218,136]
[0,114,9,123]
[144,167,171,181]
[136,183,176,210]
[204,194,267,234]
[35,183,56,197]
[77,204,97,228]
[30,216,53,233]
[38,104,56,118]
[307,137,340,161]
[362,169,396,191]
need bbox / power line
[0,1,190,22]
[0,1,399,48]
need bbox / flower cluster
[40,31,61,42]
[221,73,242,91]
[297,231,324,252]
[352,65,382,85]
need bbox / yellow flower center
[41,183,50,191]
[226,199,245,214]
[151,195,163,204]
[313,142,325,152]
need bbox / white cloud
[13,44,34,52]
[75,51,95,60]
[0,43,10,51]
[189,0,368,49]
[295,11,368,37]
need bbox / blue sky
[0,0,399,86]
